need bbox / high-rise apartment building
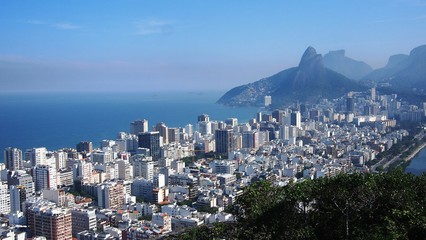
[96,181,124,209]
[197,114,210,122]
[4,147,23,171]
[34,164,58,192]
[168,127,180,143]
[215,129,233,154]
[130,119,149,135]
[71,208,97,237]
[133,159,154,180]
[138,131,160,160]
[54,150,68,170]
[76,141,93,153]
[29,147,47,166]
[7,170,35,196]
[198,121,212,136]
[242,130,259,149]
[27,204,72,240]
[117,160,133,181]
[10,185,26,213]
[290,111,301,128]
[225,118,238,127]
[0,181,11,214]
[154,122,169,145]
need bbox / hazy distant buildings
[138,131,161,160]
[130,119,149,135]
[4,147,23,171]
[346,96,355,112]
[265,95,272,107]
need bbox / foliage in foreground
[167,170,426,240]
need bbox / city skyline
[1,0,426,92]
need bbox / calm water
[0,91,259,162]
[405,146,426,176]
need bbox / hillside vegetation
[170,170,426,240]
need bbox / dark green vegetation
[169,171,426,240]
[217,47,366,107]
[181,151,228,166]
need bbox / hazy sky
[1,0,425,92]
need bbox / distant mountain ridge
[217,47,366,106]
[323,49,373,80]
[362,45,426,91]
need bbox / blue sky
[1,0,425,92]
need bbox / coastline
[403,142,426,163]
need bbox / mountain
[217,47,366,107]
[362,45,426,91]
[323,49,373,80]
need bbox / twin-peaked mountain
[217,47,366,106]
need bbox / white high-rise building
[279,125,290,141]
[133,159,154,181]
[185,124,193,137]
[73,160,93,183]
[34,164,57,192]
[197,121,212,136]
[154,173,165,188]
[171,160,185,173]
[117,160,133,181]
[264,95,272,106]
[54,150,68,170]
[291,111,301,128]
[91,149,113,164]
[4,147,23,171]
[30,147,47,166]
[0,181,11,214]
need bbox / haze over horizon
[1,0,426,92]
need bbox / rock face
[217,47,365,107]
[362,45,426,91]
[323,49,373,80]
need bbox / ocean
[0,91,260,162]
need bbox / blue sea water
[405,147,426,176]
[0,91,260,162]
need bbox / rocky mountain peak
[299,46,319,64]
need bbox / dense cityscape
[1,86,425,239]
